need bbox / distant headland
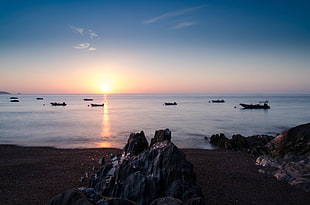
[0,91,11,94]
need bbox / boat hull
[50,102,67,106]
[240,103,270,109]
[90,104,104,107]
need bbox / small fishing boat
[83,98,94,101]
[10,99,19,102]
[91,103,104,107]
[10,97,18,99]
[240,101,270,109]
[164,102,177,106]
[50,102,67,106]
[36,98,44,100]
[212,99,225,103]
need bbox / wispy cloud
[73,43,90,49]
[70,26,98,51]
[144,4,206,24]
[71,26,84,35]
[73,43,96,51]
[89,32,98,39]
[172,22,196,29]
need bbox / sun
[100,84,110,93]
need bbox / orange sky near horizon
[1,1,310,95]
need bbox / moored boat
[36,98,44,100]
[83,98,94,101]
[50,102,67,106]
[240,101,270,109]
[10,99,19,102]
[212,99,225,103]
[164,102,177,105]
[90,103,104,107]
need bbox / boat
[90,103,104,107]
[164,102,177,106]
[212,99,225,103]
[10,99,19,102]
[10,97,18,99]
[240,101,270,109]
[50,102,67,106]
[36,98,44,100]
[83,98,94,101]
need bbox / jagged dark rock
[150,128,172,147]
[49,129,205,205]
[123,131,148,156]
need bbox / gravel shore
[0,145,309,205]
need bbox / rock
[256,123,310,192]
[48,189,93,205]
[230,134,249,150]
[150,197,184,205]
[150,128,172,146]
[210,133,274,155]
[123,131,148,156]
[49,129,204,205]
[209,133,230,148]
[90,138,204,205]
[267,123,310,157]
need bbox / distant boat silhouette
[90,103,104,107]
[164,102,177,106]
[83,98,94,101]
[240,101,270,109]
[50,102,67,106]
[212,99,225,103]
[10,99,19,102]
[36,98,44,100]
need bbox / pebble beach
[1,145,309,205]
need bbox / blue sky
[1,0,310,94]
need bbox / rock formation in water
[49,129,205,205]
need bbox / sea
[0,94,309,149]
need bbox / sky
[0,0,309,94]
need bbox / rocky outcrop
[49,129,205,205]
[210,123,310,192]
[210,133,273,156]
[256,123,310,192]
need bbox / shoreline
[1,145,309,204]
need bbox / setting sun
[100,84,110,93]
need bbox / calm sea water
[0,94,309,149]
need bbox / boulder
[267,123,310,157]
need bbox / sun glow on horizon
[100,84,110,93]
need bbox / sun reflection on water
[98,94,112,147]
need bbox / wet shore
[0,145,309,205]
